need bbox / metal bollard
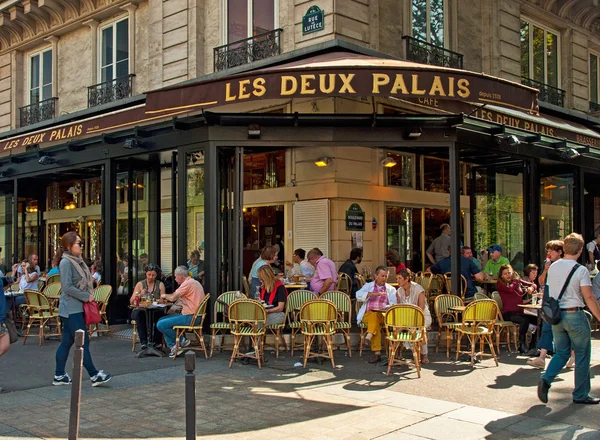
[68,329,85,440]
[185,351,196,440]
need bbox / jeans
[156,314,199,347]
[6,294,25,311]
[503,312,537,349]
[55,313,99,378]
[537,321,554,352]
[542,310,591,401]
[250,277,261,299]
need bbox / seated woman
[395,268,432,364]
[130,264,166,350]
[496,264,537,355]
[257,265,286,326]
[91,263,102,287]
[523,264,539,288]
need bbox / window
[591,53,599,104]
[29,49,52,104]
[385,153,415,189]
[520,19,559,87]
[100,17,129,83]
[412,0,445,47]
[227,0,275,43]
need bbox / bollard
[185,351,197,440]
[68,329,85,440]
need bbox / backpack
[541,263,580,325]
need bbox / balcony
[19,97,57,127]
[521,77,565,107]
[88,74,135,108]
[403,36,463,69]
[214,29,282,72]
[591,101,600,113]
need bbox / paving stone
[400,417,494,440]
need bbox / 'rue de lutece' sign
[346,203,365,231]
[302,6,324,35]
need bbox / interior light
[314,157,332,167]
[405,127,422,139]
[380,157,397,168]
[544,184,557,190]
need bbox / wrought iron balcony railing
[403,36,463,69]
[521,77,565,107]
[590,101,600,113]
[88,74,135,108]
[19,97,57,127]
[214,29,282,72]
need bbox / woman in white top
[17,260,39,292]
[395,268,432,364]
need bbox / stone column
[83,19,99,86]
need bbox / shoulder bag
[541,263,580,325]
[5,316,18,343]
[83,300,102,325]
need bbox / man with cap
[483,244,510,278]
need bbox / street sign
[346,203,365,231]
[302,6,324,35]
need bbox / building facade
[0,0,598,321]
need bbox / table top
[129,303,169,310]
[389,283,399,288]
[477,279,498,284]
[284,284,308,289]
[449,305,467,312]
[518,304,541,310]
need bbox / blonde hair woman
[257,265,286,326]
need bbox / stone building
[0,0,598,320]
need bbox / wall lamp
[248,124,261,139]
[558,147,581,160]
[404,126,422,139]
[123,138,142,149]
[380,157,397,168]
[314,157,332,167]
[495,134,521,146]
[38,154,57,165]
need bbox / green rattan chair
[335,272,352,296]
[42,283,61,307]
[474,292,488,301]
[89,285,113,337]
[286,289,317,356]
[210,291,240,357]
[384,304,426,377]
[491,291,519,353]
[434,294,464,358]
[456,299,499,367]
[46,274,60,285]
[22,289,61,346]
[321,290,352,357]
[173,293,211,359]
[228,299,266,369]
[300,299,337,368]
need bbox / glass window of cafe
[540,174,573,259]
[244,149,285,190]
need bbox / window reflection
[540,174,573,258]
[423,157,449,193]
[386,153,414,188]
[412,0,445,46]
[244,150,285,190]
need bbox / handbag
[83,300,102,325]
[541,263,580,325]
[5,316,18,344]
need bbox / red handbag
[83,300,102,325]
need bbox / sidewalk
[1,335,600,439]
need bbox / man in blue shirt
[429,246,484,297]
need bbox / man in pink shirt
[158,265,205,358]
[307,248,338,295]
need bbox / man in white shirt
[538,233,600,405]
[586,234,600,272]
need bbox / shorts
[0,323,7,336]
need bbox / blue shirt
[430,255,481,297]
[48,267,60,276]
[0,278,6,324]
[250,258,268,279]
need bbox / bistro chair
[455,299,499,367]
[173,293,211,359]
[22,289,61,346]
[37,279,46,291]
[321,290,353,357]
[286,289,317,356]
[46,274,60,285]
[210,291,240,357]
[356,274,366,290]
[300,299,337,368]
[89,285,113,337]
[474,292,488,301]
[384,304,426,377]
[242,275,251,297]
[444,274,468,300]
[491,291,519,353]
[356,300,368,357]
[263,294,288,359]
[434,294,464,358]
[335,272,352,296]
[42,283,62,308]
[228,299,266,369]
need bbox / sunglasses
[145,264,160,272]
[75,241,84,247]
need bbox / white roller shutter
[160,212,173,274]
[293,199,330,256]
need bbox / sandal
[421,356,430,364]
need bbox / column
[120,3,138,80]
[449,142,461,296]
[83,19,99,86]
[101,160,117,321]
[204,143,219,321]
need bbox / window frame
[520,17,561,87]
[384,151,417,190]
[221,0,279,44]
[590,51,600,104]
[28,47,53,105]
[98,15,130,84]
[410,0,448,48]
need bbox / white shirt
[19,274,38,293]
[547,259,592,309]
[291,260,314,278]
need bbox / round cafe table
[477,279,497,295]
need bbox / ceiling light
[314,157,332,167]
[405,127,422,139]
[558,147,580,160]
[248,124,261,139]
[67,186,80,194]
[123,138,141,149]
[38,155,56,165]
[380,157,397,168]
[506,134,520,146]
[544,184,557,190]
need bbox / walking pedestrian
[537,233,600,405]
[0,277,9,393]
[53,231,112,387]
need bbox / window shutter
[160,212,173,274]
[293,199,330,257]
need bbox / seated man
[356,266,397,364]
[483,244,510,278]
[429,246,484,298]
[157,265,205,358]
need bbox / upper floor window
[520,19,559,87]
[100,17,129,83]
[29,48,52,104]
[412,0,445,47]
[227,0,275,43]
[591,52,599,106]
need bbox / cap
[488,244,503,253]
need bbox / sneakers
[91,370,112,387]
[181,338,191,349]
[53,373,72,386]
[527,357,546,369]
[168,346,184,359]
[140,343,148,350]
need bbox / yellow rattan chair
[321,290,353,357]
[22,289,61,346]
[210,291,241,357]
[443,273,468,299]
[356,274,366,289]
[42,283,61,308]
[286,289,317,356]
[434,294,464,358]
[356,300,368,357]
[455,299,499,367]
[242,276,251,297]
[300,299,337,368]
[384,304,426,377]
[46,274,60,285]
[89,285,113,337]
[263,291,288,359]
[173,293,211,359]
[491,291,519,353]
[228,299,266,368]
[335,272,352,296]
